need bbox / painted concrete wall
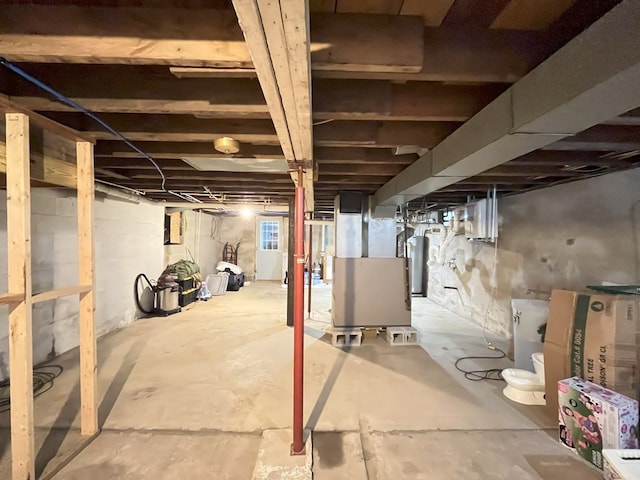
[164,212,262,280]
[0,188,164,380]
[427,167,640,338]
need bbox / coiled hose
[134,273,156,314]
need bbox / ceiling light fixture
[214,136,240,154]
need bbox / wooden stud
[0,292,24,305]
[6,112,35,480]
[31,285,92,304]
[76,141,98,436]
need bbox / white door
[256,217,283,280]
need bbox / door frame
[255,216,284,281]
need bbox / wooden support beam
[43,113,456,149]
[0,6,424,73]
[95,143,417,165]
[549,125,640,152]
[0,6,251,68]
[95,141,284,159]
[282,0,314,164]
[173,28,537,83]
[76,141,98,436]
[316,148,417,164]
[319,163,407,176]
[491,0,576,31]
[314,121,458,148]
[9,66,505,122]
[506,150,628,166]
[6,112,35,480]
[0,140,78,188]
[42,113,280,144]
[31,285,92,304]
[316,175,393,184]
[0,292,24,305]
[313,80,505,122]
[253,0,304,160]
[310,13,423,72]
[233,0,314,210]
[122,172,293,182]
[0,94,94,143]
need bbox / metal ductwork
[373,0,640,211]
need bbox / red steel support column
[292,167,305,455]
[307,223,312,317]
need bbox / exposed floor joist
[0,1,631,211]
[374,0,640,210]
[0,6,423,73]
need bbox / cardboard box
[558,377,639,470]
[603,450,640,479]
[544,290,639,418]
[332,257,411,328]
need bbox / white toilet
[501,352,546,406]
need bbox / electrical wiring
[0,365,64,413]
[454,346,506,382]
[0,57,197,204]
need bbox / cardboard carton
[544,290,639,417]
[603,450,640,479]
[558,377,639,470]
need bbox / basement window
[260,220,280,251]
[164,212,184,245]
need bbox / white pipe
[492,186,498,241]
[415,223,447,242]
[451,210,461,234]
[195,210,202,264]
[438,230,457,265]
[94,182,157,205]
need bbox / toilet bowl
[502,352,546,405]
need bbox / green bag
[163,259,200,281]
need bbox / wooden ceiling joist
[171,27,537,83]
[314,121,458,148]
[0,6,423,74]
[8,71,506,122]
[41,113,280,144]
[0,1,630,209]
[95,142,284,159]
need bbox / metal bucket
[157,285,180,312]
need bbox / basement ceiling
[0,0,637,216]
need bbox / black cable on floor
[454,347,506,381]
[0,365,64,413]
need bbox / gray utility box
[332,257,411,328]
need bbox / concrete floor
[0,282,602,479]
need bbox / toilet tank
[532,352,545,383]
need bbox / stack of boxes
[543,289,640,474]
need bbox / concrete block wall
[0,188,164,380]
[428,167,640,338]
[164,212,261,280]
